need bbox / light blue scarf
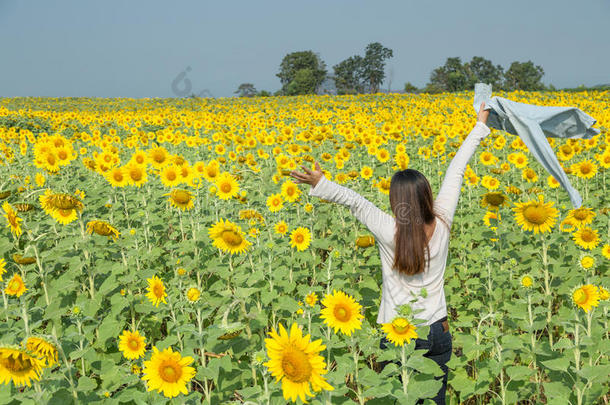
[473,83,600,208]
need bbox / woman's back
[307,121,491,325]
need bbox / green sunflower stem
[540,233,554,350]
[401,343,409,396]
[20,297,30,336]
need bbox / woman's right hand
[478,101,490,125]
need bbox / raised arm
[307,175,394,243]
[434,121,490,228]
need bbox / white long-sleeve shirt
[308,121,491,325]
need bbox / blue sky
[1,0,608,98]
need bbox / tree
[277,51,327,95]
[503,61,545,91]
[257,90,271,97]
[362,42,393,93]
[234,83,257,98]
[333,55,366,95]
[284,69,320,96]
[428,57,471,92]
[464,56,504,90]
[404,82,418,93]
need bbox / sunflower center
[286,187,294,196]
[392,322,411,335]
[573,289,587,305]
[573,209,588,220]
[166,172,177,181]
[128,338,140,350]
[152,152,165,163]
[523,205,549,225]
[172,190,191,204]
[159,361,182,383]
[281,348,312,383]
[130,168,142,181]
[580,164,592,174]
[113,172,124,182]
[580,230,594,242]
[333,305,350,322]
[153,284,164,298]
[221,230,243,246]
[295,234,304,243]
[221,183,232,193]
[8,280,19,291]
[1,356,34,373]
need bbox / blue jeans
[379,316,452,405]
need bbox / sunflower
[0,346,44,387]
[208,219,251,255]
[355,235,375,248]
[25,336,58,367]
[305,292,318,307]
[125,162,148,187]
[289,227,311,251]
[164,189,194,211]
[141,346,196,398]
[281,180,301,203]
[5,274,27,297]
[521,168,538,183]
[483,211,501,229]
[264,322,334,403]
[118,330,147,360]
[86,220,120,240]
[214,172,240,200]
[521,275,533,288]
[160,165,182,187]
[479,151,497,166]
[267,193,284,212]
[566,207,595,229]
[547,175,560,189]
[572,159,597,179]
[572,284,599,312]
[603,244,610,260]
[481,175,500,190]
[572,227,600,250]
[129,149,149,166]
[51,208,78,225]
[148,146,169,169]
[512,194,558,234]
[2,202,22,237]
[0,258,5,281]
[274,220,288,235]
[320,290,364,336]
[186,287,201,303]
[35,173,45,187]
[480,192,510,211]
[578,253,595,271]
[146,276,168,307]
[598,286,609,301]
[202,161,220,182]
[381,317,419,346]
[12,254,36,265]
[105,166,129,187]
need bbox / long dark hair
[389,169,449,276]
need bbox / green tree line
[234,43,570,97]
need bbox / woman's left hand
[290,161,324,188]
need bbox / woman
[289,103,490,404]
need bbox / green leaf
[506,365,534,381]
[77,376,98,391]
[541,357,570,372]
[405,353,444,377]
[577,364,610,383]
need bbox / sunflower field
[0,91,608,404]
